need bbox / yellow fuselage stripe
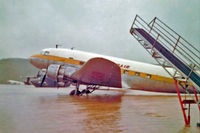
[31,54,175,83]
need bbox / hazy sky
[0,0,199,63]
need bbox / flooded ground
[0,85,199,133]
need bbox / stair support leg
[191,86,200,127]
[174,80,190,125]
[192,86,200,110]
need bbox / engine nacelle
[46,64,77,87]
[46,64,61,81]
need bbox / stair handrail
[131,15,200,71]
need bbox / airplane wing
[70,57,122,88]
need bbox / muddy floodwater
[0,85,199,133]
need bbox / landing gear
[69,84,99,96]
[81,89,91,94]
[69,90,81,96]
[70,82,81,96]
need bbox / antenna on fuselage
[56,44,62,48]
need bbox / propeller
[40,74,46,87]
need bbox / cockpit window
[44,51,49,56]
[41,51,50,56]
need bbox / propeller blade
[40,74,46,87]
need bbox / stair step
[145,46,151,49]
[182,100,196,104]
[183,107,187,110]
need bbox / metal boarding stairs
[130,15,200,126]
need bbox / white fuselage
[42,48,171,77]
[29,48,187,93]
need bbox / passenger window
[124,70,129,74]
[146,74,151,79]
[135,72,140,76]
[44,51,49,56]
[80,61,84,65]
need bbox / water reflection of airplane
[68,95,122,133]
[28,47,198,95]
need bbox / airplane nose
[28,55,48,69]
[28,56,32,64]
[28,56,42,69]
[28,56,36,66]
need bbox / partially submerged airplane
[28,47,199,95]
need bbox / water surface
[0,85,199,133]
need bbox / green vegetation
[0,58,39,84]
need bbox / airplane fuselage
[29,48,190,93]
